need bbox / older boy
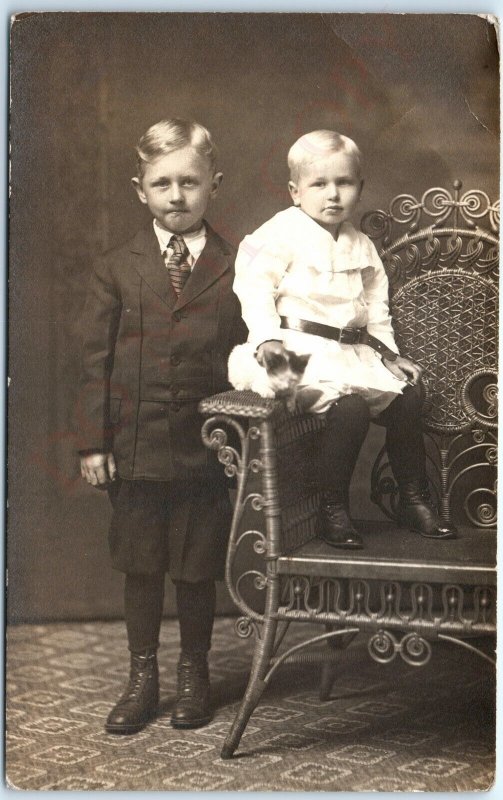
[78,119,246,733]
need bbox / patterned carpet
[5,618,495,791]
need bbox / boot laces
[324,502,351,521]
[177,658,207,697]
[400,482,435,508]
[414,487,434,508]
[120,656,155,702]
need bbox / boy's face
[288,151,363,236]
[132,146,222,234]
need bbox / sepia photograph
[7,10,498,792]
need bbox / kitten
[228,343,311,412]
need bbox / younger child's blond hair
[288,130,362,182]
[135,118,217,178]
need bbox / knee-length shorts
[107,475,232,582]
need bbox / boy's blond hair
[135,118,217,178]
[288,130,362,182]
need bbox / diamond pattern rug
[5,618,495,791]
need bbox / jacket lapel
[174,224,231,310]
[129,226,178,307]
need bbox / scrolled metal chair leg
[221,578,280,758]
[221,676,267,758]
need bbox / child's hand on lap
[383,355,422,386]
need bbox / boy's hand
[80,452,117,487]
[256,340,287,369]
[383,355,423,386]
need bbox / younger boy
[233,130,456,548]
[78,119,246,733]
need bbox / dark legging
[377,383,426,486]
[124,574,216,654]
[319,394,370,504]
[319,384,426,503]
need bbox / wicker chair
[199,182,498,759]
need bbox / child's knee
[327,394,371,426]
[401,383,424,418]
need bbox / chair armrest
[199,390,280,419]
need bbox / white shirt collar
[280,207,371,271]
[153,219,207,263]
[289,207,356,247]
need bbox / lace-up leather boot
[171,651,211,729]
[398,480,457,539]
[316,500,363,549]
[105,649,159,734]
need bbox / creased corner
[478,14,500,50]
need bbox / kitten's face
[264,351,310,403]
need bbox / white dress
[234,206,407,416]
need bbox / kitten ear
[289,352,310,373]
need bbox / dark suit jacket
[77,222,247,481]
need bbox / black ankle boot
[316,500,363,549]
[398,480,457,539]
[171,651,211,729]
[105,649,159,735]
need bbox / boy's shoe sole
[170,713,212,729]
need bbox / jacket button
[171,355,181,366]
[173,312,181,322]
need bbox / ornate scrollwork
[422,187,455,224]
[201,415,248,477]
[235,569,266,594]
[409,583,434,621]
[474,586,493,625]
[361,207,391,243]
[371,417,497,528]
[235,529,267,555]
[459,189,493,226]
[368,630,397,663]
[463,485,497,528]
[370,448,439,523]
[442,585,465,623]
[400,633,432,666]
[369,458,400,521]
[362,182,500,241]
[278,576,495,633]
[235,616,255,639]
[367,630,432,667]
[390,193,423,228]
[489,198,500,231]
[245,492,266,512]
[224,560,268,625]
[461,370,498,430]
[201,414,270,627]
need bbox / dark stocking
[319,394,371,505]
[175,580,216,655]
[377,384,426,486]
[124,572,165,653]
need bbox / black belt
[279,316,398,361]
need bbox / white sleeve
[362,239,400,355]
[233,231,289,350]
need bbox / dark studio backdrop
[9,12,499,622]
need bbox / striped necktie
[165,235,191,296]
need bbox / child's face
[132,146,222,234]
[288,151,363,236]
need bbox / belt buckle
[339,328,357,345]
